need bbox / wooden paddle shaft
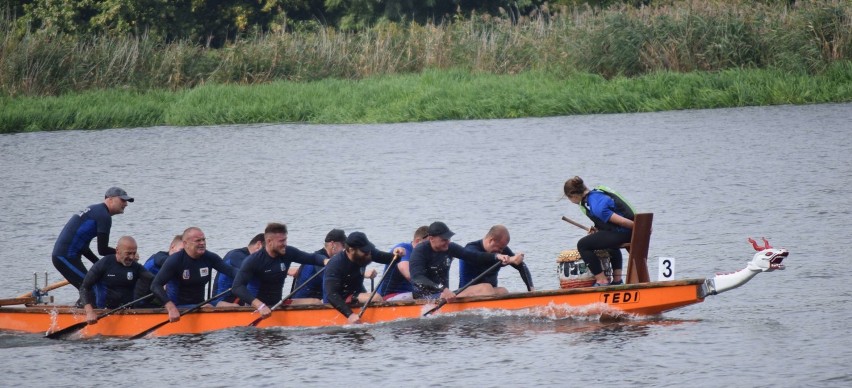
[561,216,591,232]
[17,279,70,298]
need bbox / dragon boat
[0,214,788,339]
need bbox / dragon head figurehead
[746,237,787,272]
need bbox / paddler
[230,223,330,319]
[212,233,265,307]
[409,222,517,301]
[459,225,534,294]
[150,227,237,322]
[322,231,406,324]
[80,236,152,324]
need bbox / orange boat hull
[1,279,706,338]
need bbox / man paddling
[378,225,428,301]
[459,225,534,294]
[150,227,236,322]
[212,233,265,306]
[231,223,330,318]
[409,222,516,301]
[80,236,152,324]
[323,231,406,324]
[291,229,378,304]
[52,187,133,292]
[289,228,347,304]
[133,234,184,308]
[143,234,184,275]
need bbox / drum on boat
[556,249,612,289]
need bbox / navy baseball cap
[427,221,454,239]
[105,187,134,202]
[345,231,375,253]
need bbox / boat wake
[420,301,642,322]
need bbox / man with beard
[80,236,152,324]
[323,231,406,324]
[151,227,236,323]
[231,222,329,318]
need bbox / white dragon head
[746,237,787,272]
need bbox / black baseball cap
[325,229,346,243]
[345,231,375,253]
[427,221,454,239]
[105,187,134,202]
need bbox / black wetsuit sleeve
[370,249,395,265]
[231,255,258,304]
[502,246,534,291]
[323,260,354,318]
[133,270,155,304]
[450,243,498,265]
[151,256,179,304]
[81,246,99,264]
[209,253,236,279]
[285,247,327,266]
[96,232,116,256]
[513,262,535,291]
[80,258,107,306]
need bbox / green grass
[3,63,850,133]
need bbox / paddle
[129,288,231,339]
[247,266,328,327]
[561,216,591,233]
[422,260,503,317]
[358,254,399,319]
[45,293,154,339]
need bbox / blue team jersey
[143,251,169,275]
[378,242,414,295]
[211,247,253,304]
[292,248,331,299]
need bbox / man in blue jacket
[52,187,133,291]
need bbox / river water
[0,103,850,387]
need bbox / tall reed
[0,0,849,97]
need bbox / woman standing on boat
[563,176,635,286]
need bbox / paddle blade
[45,322,88,340]
[422,300,447,316]
[247,317,264,327]
[129,320,168,340]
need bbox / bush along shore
[1,0,850,132]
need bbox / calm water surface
[1,103,850,387]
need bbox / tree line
[2,1,670,46]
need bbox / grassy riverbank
[2,64,850,133]
[2,1,850,132]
